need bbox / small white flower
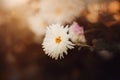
[69,22,86,46]
[42,24,74,60]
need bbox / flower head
[42,24,74,60]
[69,22,86,45]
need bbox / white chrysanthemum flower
[69,22,86,46]
[42,24,74,60]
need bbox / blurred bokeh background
[0,0,120,80]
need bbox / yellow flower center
[55,36,61,44]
